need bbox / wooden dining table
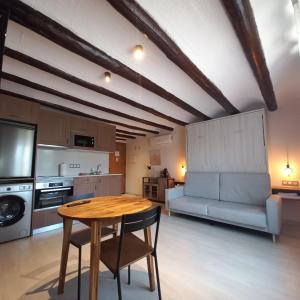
[57,195,154,300]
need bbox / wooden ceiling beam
[108,0,239,115]
[116,138,127,141]
[116,133,136,139]
[7,1,209,120]
[0,7,9,82]
[1,72,174,131]
[221,0,277,111]
[4,47,187,126]
[0,89,160,134]
[116,129,146,136]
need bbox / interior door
[109,143,126,193]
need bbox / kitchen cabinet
[37,108,69,146]
[70,115,97,137]
[32,208,62,230]
[73,175,122,197]
[0,94,116,151]
[95,176,110,196]
[108,175,122,195]
[0,96,39,124]
[96,122,116,152]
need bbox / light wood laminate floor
[1,213,300,300]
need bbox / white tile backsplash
[36,148,109,176]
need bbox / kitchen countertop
[73,173,122,178]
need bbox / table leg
[58,218,72,294]
[144,226,156,291]
[89,221,102,300]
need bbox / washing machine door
[0,195,25,227]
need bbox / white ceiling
[1,0,299,138]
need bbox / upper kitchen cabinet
[37,108,69,147]
[0,96,39,124]
[96,122,116,152]
[70,115,97,137]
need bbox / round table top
[57,196,153,221]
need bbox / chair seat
[70,226,116,248]
[100,233,153,274]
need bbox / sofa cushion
[184,172,220,200]
[207,201,267,228]
[219,173,271,206]
[169,196,218,216]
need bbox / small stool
[70,225,117,300]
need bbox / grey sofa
[165,172,282,241]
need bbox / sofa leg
[167,210,171,217]
[272,234,277,243]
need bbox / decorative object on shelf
[133,44,144,60]
[142,177,175,203]
[104,71,111,82]
[160,168,170,178]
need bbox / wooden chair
[100,205,162,300]
[69,193,117,300]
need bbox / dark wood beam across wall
[0,8,9,82]
[116,129,146,136]
[116,138,127,141]
[0,89,159,134]
[8,1,209,120]
[1,72,174,131]
[116,133,136,139]
[221,0,277,111]
[108,0,239,115]
[4,47,186,126]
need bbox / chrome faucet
[96,164,102,174]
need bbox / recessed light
[133,44,144,60]
[104,71,111,83]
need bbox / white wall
[36,148,109,176]
[267,101,300,188]
[126,126,186,195]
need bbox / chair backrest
[117,205,161,268]
[122,205,161,234]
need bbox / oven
[35,177,74,209]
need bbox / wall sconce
[104,71,111,83]
[181,164,187,176]
[284,146,293,176]
[133,44,144,60]
[284,163,293,177]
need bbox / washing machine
[0,183,33,243]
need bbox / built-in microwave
[73,134,95,148]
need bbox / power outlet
[282,180,299,187]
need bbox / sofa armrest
[266,194,282,235]
[165,185,184,210]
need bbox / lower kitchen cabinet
[73,175,122,197]
[32,208,62,230]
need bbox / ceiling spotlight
[104,71,111,83]
[133,44,144,60]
